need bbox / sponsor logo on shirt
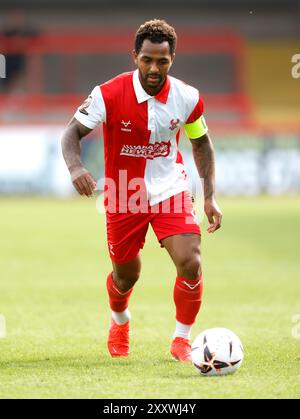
[120,140,171,159]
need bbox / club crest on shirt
[78,95,92,115]
[169,118,180,131]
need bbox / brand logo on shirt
[120,140,171,159]
[121,120,132,132]
[169,118,180,131]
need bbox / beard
[138,69,166,94]
[146,73,163,86]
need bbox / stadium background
[0,0,300,399]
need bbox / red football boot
[107,319,130,357]
[170,337,192,362]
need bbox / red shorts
[105,191,200,264]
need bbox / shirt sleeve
[74,86,106,129]
[185,95,204,124]
[184,95,208,139]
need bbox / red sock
[173,275,203,325]
[106,272,133,312]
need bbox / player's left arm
[185,119,222,233]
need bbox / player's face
[133,39,175,95]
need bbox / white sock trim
[173,320,192,340]
[112,308,131,325]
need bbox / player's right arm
[61,85,106,197]
[61,118,97,197]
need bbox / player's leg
[162,232,201,279]
[106,256,141,358]
[112,256,142,292]
[162,233,202,329]
[162,233,203,330]
[107,256,141,324]
[162,233,203,362]
[105,211,149,357]
[151,191,202,361]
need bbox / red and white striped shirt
[74,70,205,207]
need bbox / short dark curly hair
[134,19,177,56]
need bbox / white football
[191,328,244,376]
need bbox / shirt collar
[133,69,170,104]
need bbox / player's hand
[204,197,222,233]
[70,166,97,197]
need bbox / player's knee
[115,272,140,291]
[177,253,201,280]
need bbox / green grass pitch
[0,196,299,399]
